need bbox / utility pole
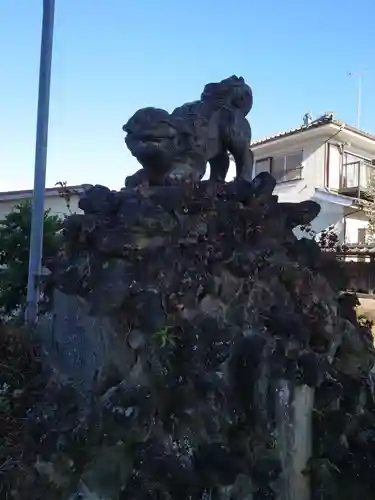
[347,71,363,129]
[25,0,55,325]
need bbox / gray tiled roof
[252,114,375,147]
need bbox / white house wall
[0,194,82,221]
[293,198,345,241]
[250,137,326,202]
[273,182,314,204]
[344,217,368,244]
[226,161,237,181]
[249,135,372,244]
[328,144,341,190]
[202,162,238,181]
[301,139,326,189]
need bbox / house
[249,113,375,244]
[0,185,84,220]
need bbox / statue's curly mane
[200,75,253,114]
[123,107,173,135]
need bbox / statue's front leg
[209,151,230,182]
[167,159,206,183]
[233,148,254,181]
[226,114,254,180]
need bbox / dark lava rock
[41,171,375,500]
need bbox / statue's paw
[166,164,203,184]
[125,169,148,188]
[249,172,276,197]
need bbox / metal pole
[357,73,362,129]
[347,71,363,129]
[25,0,55,325]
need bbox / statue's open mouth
[136,125,177,143]
[141,136,164,143]
[138,139,164,149]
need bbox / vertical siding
[302,140,326,189]
[328,143,341,190]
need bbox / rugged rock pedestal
[38,172,374,500]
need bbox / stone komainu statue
[123,75,254,186]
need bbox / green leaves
[0,201,62,315]
[153,326,176,348]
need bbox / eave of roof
[251,116,375,147]
[0,185,85,202]
[313,188,358,207]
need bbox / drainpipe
[323,124,346,189]
[324,143,329,188]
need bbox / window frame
[357,227,367,244]
[341,150,374,191]
[253,157,272,177]
[253,150,304,183]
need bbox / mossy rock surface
[2,174,375,499]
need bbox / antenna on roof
[302,113,312,126]
[347,71,365,129]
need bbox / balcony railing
[339,161,375,199]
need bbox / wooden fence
[339,257,375,295]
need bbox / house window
[254,158,271,176]
[358,228,367,244]
[341,151,374,191]
[272,151,303,183]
